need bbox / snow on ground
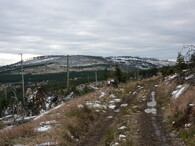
[2,116,37,125]
[77,104,84,108]
[120,104,128,107]
[118,126,127,130]
[172,84,189,99]
[85,101,107,109]
[107,116,113,119]
[99,92,105,98]
[0,115,13,121]
[145,108,157,115]
[112,142,120,146]
[35,125,52,132]
[108,105,116,109]
[168,74,178,80]
[89,86,99,90]
[189,104,195,107]
[35,142,58,146]
[119,134,126,138]
[114,99,121,102]
[145,91,157,114]
[185,74,194,80]
[110,94,116,98]
[40,120,57,125]
[81,90,124,111]
[185,123,192,128]
[34,102,65,120]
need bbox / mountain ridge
[0,55,175,74]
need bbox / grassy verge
[156,77,195,145]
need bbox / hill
[0,55,175,74]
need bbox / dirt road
[77,83,185,146]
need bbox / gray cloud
[0,0,195,65]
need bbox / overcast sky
[0,0,195,65]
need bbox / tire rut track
[77,87,144,146]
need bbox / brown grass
[0,86,116,145]
[170,86,195,119]
[0,121,38,144]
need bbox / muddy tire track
[77,87,144,146]
[137,86,178,146]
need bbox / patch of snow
[93,103,103,108]
[108,105,116,109]
[169,74,178,80]
[114,99,121,103]
[145,91,157,114]
[0,115,13,121]
[110,94,116,98]
[35,142,58,146]
[119,134,126,138]
[172,84,189,99]
[185,74,194,80]
[89,86,99,90]
[147,100,156,107]
[86,102,106,109]
[36,125,52,132]
[172,90,178,95]
[34,102,65,120]
[77,104,84,108]
[40,120,57,125]
[185,123,191,128]
[144,108,157,114]
[114,109,120,112]
[66,92,74,100]
[24,116,37,120]
[182,69,188,72]
[176,85,183,89]
[71,135,79,141]
[109,100,115,103]
[120,104,128,107]
[107,116,113,119]
[118,126,127,130]
[189,104,195,107]
[99,92,105,98]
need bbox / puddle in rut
[144,91,157,114]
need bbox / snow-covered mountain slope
[106,56,175,70]
[0,55,176,74]
[0,55,108,74]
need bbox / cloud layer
[0,0,195,65]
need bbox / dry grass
[156,77,195,144]
[0,121,38,144]
[0,86,116,145]
[170,86,195,114]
